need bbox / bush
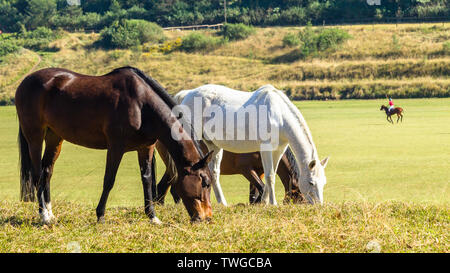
[298,24,351,58]
[443,41,450,53]
[282,33,300,47]
[19,26,55,40]
[99,19,166,49]
[279,7,307,25]
[17,27,60,51]
[221,23,255,41]
[0,39,20,57]
[180,32,224,52]
[315,28,351,51]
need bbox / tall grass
[0,201,447,252]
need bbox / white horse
[173,84,329,206]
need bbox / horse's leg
[137,146,161,225]
[249,184,257,204]
[260,151,275,205]
[22,126,46,223]
[169,184,181,203]
[40,129,63,223]
[397,114,400,123]
[242,169,265,204]
[157,171,180,204]
[260,148,285,205]
[156,171,171,204]
[203,142,227,206]
[96,145,124,223]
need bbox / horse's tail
[18,127,36,202]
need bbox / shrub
[99,20,166,49]
[19,26,55,40]
[282,33,300,47]
[0,39,20,57]
[298,24,351,58]
[280,7,307,25]
[180,32,224,53]
[17,27,60,51]
[443,41,450,53]
[221,23,255,41]
[315,28,351,51]
[143,37,182,54]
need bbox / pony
[155,141,305,205]
[15,66,213,224]
[174,84,329,206]
[380,105,404,124]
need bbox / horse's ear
[308,160,316,170]
[193,151,214,170]
[321,156,330,168]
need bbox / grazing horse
[155,141,305,205]
[15,66,213,224]
[380,105,404,124]
[175,84,329,206]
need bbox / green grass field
[0,98,448,252]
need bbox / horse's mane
[113,66,178,109]
[117,66,205,158]
[272,88,318,160]
[285,146,300,184]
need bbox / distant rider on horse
[387,95,394,114]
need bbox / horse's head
[299,157,329,205]
[174,151,214,222]
[380,105,386,111]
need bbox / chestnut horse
[15,66,213,224]
[380,105,404,124]
[155,142,305,205]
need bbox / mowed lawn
[0,98,448,253]
[0,98,448,205]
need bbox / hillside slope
[1,23,449,103]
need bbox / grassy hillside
[1,23,450,102]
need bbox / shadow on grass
[271,48,304,64]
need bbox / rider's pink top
[389,100,394,106]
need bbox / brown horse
[15,66,213,224]
[155,141,305,205]
[380,105,404,124]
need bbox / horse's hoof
[48,211,57,222]
[150,217,162,225]
[97,216,105,224]
[40,211,52,225]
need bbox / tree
[23,0,57,30]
